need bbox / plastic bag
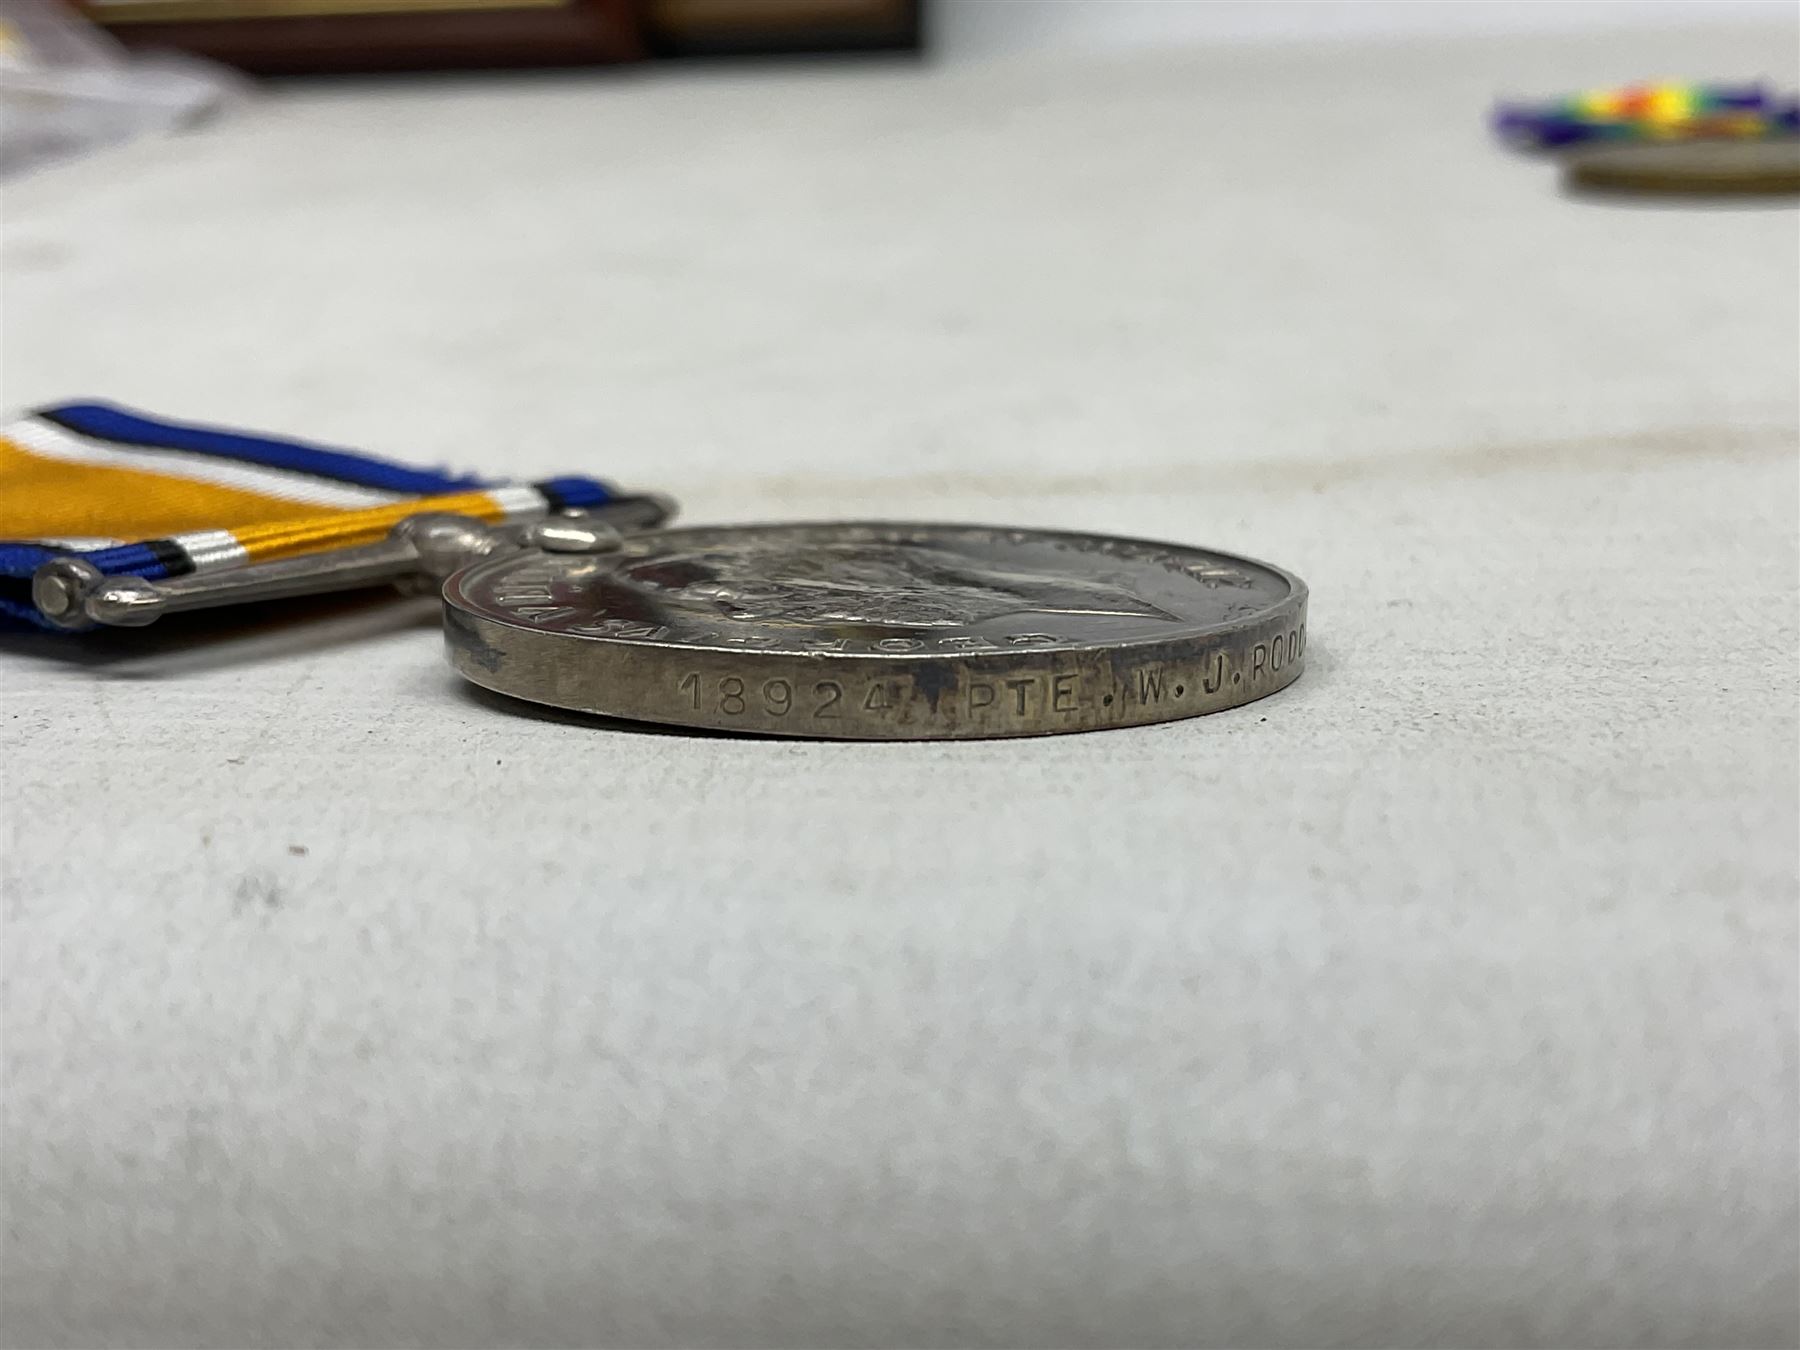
[0,0,243,179]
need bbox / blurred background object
[1492,80,1800,198]
[1564,136,1800,195]
[645,0,919,57]
[1494,81,1800,150]
[77,0,919,71]
[17,0,1797,86]
[79,0,646,73]
[0,0,242,179]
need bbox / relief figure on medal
[600,538,1184,635]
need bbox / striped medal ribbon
[0,402,669,631]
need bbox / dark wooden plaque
[645,0,920,55]
[85,0,646,72]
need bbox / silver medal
[444,521,1307,739]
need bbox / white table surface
[4,22,1797,1349]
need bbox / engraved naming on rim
[443,521,1308,740]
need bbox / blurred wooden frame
[86,0,646,72]
[646,0,919,55]
[86,0,920,71]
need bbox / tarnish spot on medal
[445,609,506,673]
[908,661,959,714]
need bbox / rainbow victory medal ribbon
[1494,81,1800,151]
[0,401,618,630]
